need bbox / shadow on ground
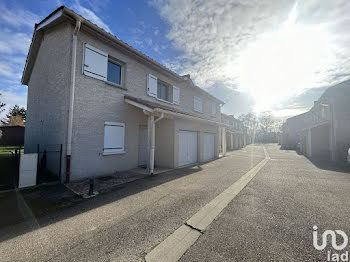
[278,146,350,173]
[0,164,204,242]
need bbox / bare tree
[238,112,257,129]
[258,111,275,134]
[239,112,258,143]
[0,92,6,114]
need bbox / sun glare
[236,3,334,113]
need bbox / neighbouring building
[282,79,350,162]
[22,6,229,182]
[0,126,25,146]
[221,114,247,151]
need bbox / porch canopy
[124,95,225,126]
[124,95,228,173]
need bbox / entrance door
[178,130,198,167]
[138,125,148,167]
[203,133,215,161]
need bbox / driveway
[180,144,350,261]
[0,145,265,262]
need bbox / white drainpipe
[66,19,81,182]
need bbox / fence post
[36,144,39,185]
[58,144,62,182]
[37,144,40,162]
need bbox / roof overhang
[124,95,228,127]
[301,120,330,131]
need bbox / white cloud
[0,89,27,119]
[72,2,112,33]
[152,0,350,114]
[0,61,21,79]
[0,31,31,55]
[0,90,26,106]
[0,4,40,28]
[0,4,35,115]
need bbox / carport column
[148,114,155,174]
[222,127,226,156]
[307,128,312,157]
[329,102,336,162]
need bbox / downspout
[154,112,164,123]
[66,19,81,183]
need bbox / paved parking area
[180,144,350,261]
[0,145,265,262]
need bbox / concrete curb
[145,146,270,262]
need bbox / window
[103,122,125,155]
[194,96,202,112]
[147,74,178,103]
[157,81,171,101]
[83,43,124,88]
[107,61,122,85]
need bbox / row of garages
[177,129,246,167]
[178,130,216,166]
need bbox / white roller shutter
[147,74,157,97]
[104,122,125,154]
[173,86,180,105]
[83,44,108,81]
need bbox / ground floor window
[103,122,125,154]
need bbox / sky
[0,0,350,120]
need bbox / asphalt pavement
[1,144,349,262]
[180,144,350,261]
[0,145,265,262]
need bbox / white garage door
[178,131,198,167]
[203,133,215,161]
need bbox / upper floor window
[147,74,180,104]
[83,43,124,88]
[157,80,171,102]
[107,60,122,86]
[194,96,202,113]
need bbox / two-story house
[221,113,246,151]
[21,6,225,182]
[282,79,350,162]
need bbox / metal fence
[0,146,23,190]
[36,144,63,184]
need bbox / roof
[22,6,224,104]
[320,78,350,101]
[221,113,241,122]
[286,78,350,123]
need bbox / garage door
[178,131,198,166]
[203,133,215,161]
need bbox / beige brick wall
[25,24,223,180]
[24,23,73,178]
